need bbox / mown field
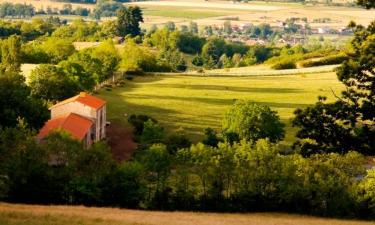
[1,203,374,225]
[126,0,375,28]
[98,71,344,144]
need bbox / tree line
[0,0,374,219]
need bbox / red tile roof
[37,113,94,141]
[50,92,106,110]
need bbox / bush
[300,54,348,67]
[222,100,285,143]
[272,60,296,70]
[128,114,158,136]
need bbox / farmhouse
[38,92,107,148]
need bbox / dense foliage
[222,101,285,143]
[0,127,374,218]
[293,21,375,156]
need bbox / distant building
[317,27,331,34]
[38,92,107,148]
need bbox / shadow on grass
[150,83,303,94]
[124,94,311,109]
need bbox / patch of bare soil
[106,123,137,162]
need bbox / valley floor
[0,203,373,225]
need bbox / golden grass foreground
[0,203,374,225]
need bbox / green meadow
[98,72,344,144]
[140,6,233,19]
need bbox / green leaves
[222,100,285,143]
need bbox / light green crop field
[0,203,374,225]
[98,72,344,144]
[140,6,244,19]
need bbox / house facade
[38,92,107,148]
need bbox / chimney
[79,92,87,97]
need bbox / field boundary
[145,65,339,77]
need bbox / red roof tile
[50,92,106,110]
[37,113,94,141]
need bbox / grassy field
[1,203,374,225]
[98,72,344,144]
[140,6,248,19]
[126,0,375,28]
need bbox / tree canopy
[293,21,375,156]
[222,100,285,143]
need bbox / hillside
[0,203,374,225]
[98,71,344,144]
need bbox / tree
[0,72,48,129]
[164,21,176,32]
[292,21,375,155]
[201,39,221,68]
[141,144,171,207]
[116,6,143,37]
[202,128,222,147]
[222,100,285,143]
[140,119,164,145]
[359,168,375,216]
[121,38,158,72]
[357,0,375,9]
[91,39,120,78]
[223,20,232,34]
[29,64,80,101]
[1,35,21,72]
[189,21,198,34]
[41,37,75,64]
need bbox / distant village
[203,17,353,46]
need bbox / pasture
[98,71,344,144]
[126,0,375,28]
[0,203,373,225]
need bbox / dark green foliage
[128,114,158,136]
[357,0,375,9]
[192,55,204,66]
[116,6,143,37]
[165,133,191,154]
[202,128,222,147]
[223,100,285,143]
[140,120,164,145]
[293,21,375,155]
[29,64,80,102]
[0,72,48,129]
[244,45,275,64]
[300,53,348,67]
[201,37,249,68]
[158,49,187,72]
[272,59,296,70]
[1,35,21,72]
[0,127,374,217]
[177,33,205,54]
[0,3,34,18]
[92,1,125,20]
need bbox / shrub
[272,60,296,70]
[222,100,285,143]
[300,54,348,67]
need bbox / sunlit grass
[98,72,344,144]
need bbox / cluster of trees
[28,39,120,102]
[0,3,34,18]
[292,20,375,156]
[1,119,375,218]
[0,17,64,40]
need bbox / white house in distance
[38,92,107,148]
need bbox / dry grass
[0,0,94,10]
[0,203,374,225]
[124,0,374,28]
